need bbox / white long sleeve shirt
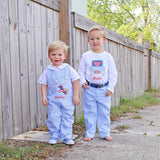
[79,51,117,93]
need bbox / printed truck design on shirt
[58,85,68,95]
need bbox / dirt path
[61,105,160,160]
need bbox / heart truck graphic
[92,60,103,67]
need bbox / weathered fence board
[27,1,37,129]
[151,50,160,89]
[0,0,13,139]
[9,0,22,135]
[18,0,31,132]
[0,4,3,140]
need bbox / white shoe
[63,139,75,145]
[48,137,57,144]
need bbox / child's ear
[64,54,67,59]
[103,37,106,43]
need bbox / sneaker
[63,138,75,145]
[48,137,57,145]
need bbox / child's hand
[82,82,88,89]
[73,96,80,106]
[42,97,48,106]
[105,90,112,96]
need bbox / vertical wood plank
[9,0,22,135]
[0,2,3,139]
[34,2,43,126]
[46,8,54,47]
[113,42,120,106]
[40,5,48,123]
[127,48,132,97]
[18,0,30,132]
[0,0,13,139]
[41,6,48,70]
[27,0,38,129]
[147,40,151,90]
[53,11,59,41]
[74,29,83,120]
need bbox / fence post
[59,0,72,63]
[147,39,151,90]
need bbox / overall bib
[46,65,74,140]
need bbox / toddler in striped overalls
[38,41,80,145]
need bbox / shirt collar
[47,63,68,71]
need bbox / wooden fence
[0,1,160,140]
[150,50,160,89]
[0,0,61,140]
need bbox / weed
[132,115,142,119]
[115,125,130,131]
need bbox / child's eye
[59,54,62,56]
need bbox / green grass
[111,89,160,120]
[0,140,66,160]
[132,115,142,119]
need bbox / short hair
[48,40,69,55]
[87,25,106,38]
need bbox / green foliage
[87,0,160,51]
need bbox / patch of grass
[132,115,142,119]
[115,125,130,131]
[0,140,67,160]
[76,114,85,124]
[111,89,160,120]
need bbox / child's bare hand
[105,90,112,96]
[42,97,48,106]
[73,96,80,106]
[82,82,88,89]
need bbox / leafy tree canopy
[87,0,160,51]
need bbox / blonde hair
[87,25,106,38]
[48,40,69,55]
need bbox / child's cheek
[51,57,54,61]
[59,57,63,61]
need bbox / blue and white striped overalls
[46,65,74,140]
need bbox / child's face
[88,30,106,53]
[48,47,66,67]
